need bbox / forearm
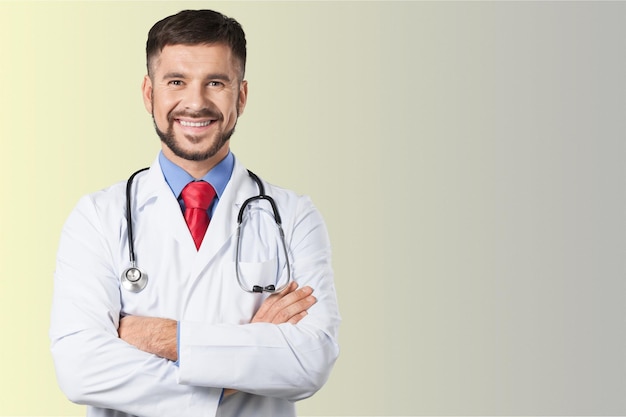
[50,309,221,415]
[118,316,178,361]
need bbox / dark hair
[146,9,247,78]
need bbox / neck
[161,146,229,179]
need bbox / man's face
[142,43,247,169]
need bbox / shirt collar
[159,150,234,199]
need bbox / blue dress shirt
[158,151,234,215]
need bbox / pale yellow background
[0,1,625,416]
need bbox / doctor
[50,9,340,417]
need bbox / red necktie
[181,181,216,250]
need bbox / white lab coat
[50,155,340,417]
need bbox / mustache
[168,108,222,121]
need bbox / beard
[153,106,238,162]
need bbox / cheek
[223,96,241,118]
[152,96,176,120]
[152,93,179,117]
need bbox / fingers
[287,310,308,325]
[251,282,298,323]
[269,289,315,324]
[269,284,314,321]
[251,281,317,324]
[252,281,299,320]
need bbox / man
[50,10,340,417]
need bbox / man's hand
[118,316,178,361]
[251,281,316,324]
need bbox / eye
[208,81,224,87]
[168,80,183,86]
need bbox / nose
[183,82,210,111]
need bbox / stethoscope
[120,167,292,294]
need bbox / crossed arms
[51,191,340,415]
[118,281,316,361]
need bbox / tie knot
[181,181,216,211]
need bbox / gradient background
[0,1,624,416]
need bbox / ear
[237,80,248,116]
[141,75,153,114]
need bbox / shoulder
[261,179,327,233]
[71,161,159,221]
[62,180,127,232]
[233,159,318,213]
[258,176,314,210]
[82,180,127,214]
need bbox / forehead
[151,43,241,77]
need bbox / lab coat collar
[131,155,259,264]
[133,156,179,215]
[197,157,258,261]
[132,157,193,251]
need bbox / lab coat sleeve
[50,194,222,416]
[178,195,341,401]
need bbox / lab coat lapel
[134,157,258,277]
[134,157,196,251]
[194,159,256,270]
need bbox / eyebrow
[162,72,186,80]
[161,72,233,82]
[205,73,233,83]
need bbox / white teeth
[179,120,211,127]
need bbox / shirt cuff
[174,321,180,367]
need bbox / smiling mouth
[178,119,213,127]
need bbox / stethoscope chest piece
[121,267,148,293]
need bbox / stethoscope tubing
[125,167,149,267]
[121,167,292,294]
